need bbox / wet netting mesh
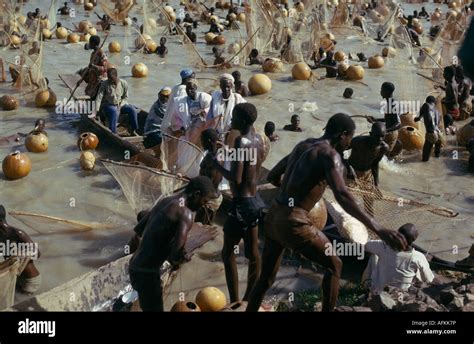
[0,258,20,310]
[325,177,458,244]
[99,0,134,22]
[101,159,188,215]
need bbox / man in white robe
[207,73,246,137]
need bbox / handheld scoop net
[101,159,189,215]
[325,177,458,244]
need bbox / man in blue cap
[161,69,195,134]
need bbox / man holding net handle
[246,113,407,312]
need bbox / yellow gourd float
[398,126,424,151]
[35,90,57,108]
[237,13,246,22]
[346,65,365,80]
[195,287,227,312]
[131,63,149,78]
[248,74,272,95]
[10,35,22,47]
[382,47,396,58]
[2,151,31,180]
[42,28,53,39]
[80,33,91,42]
[25,132,48,153]
[205,32,217,44]
[84,2,94,11]
[291,62,312,80]
[368,55,384,69]
[67,33,80,44]
[337,63,349,77]
[135,34,152,49]
[56,27,68,39]
[109,41,121,53]
[262,58,284,73]
[77,132,99,150]
[170,301,201,312]
[145,40,158,53]
[87,27,97,36]
[456,120,474,146]
[334,51,346,62]
[78,20,92,33]
[1,95,19,111]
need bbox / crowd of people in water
[1,0,474,311]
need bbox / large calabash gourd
[80,151,95,171]
[398,126,424,151]
[35,90,57,108]
[145,40,158,53]
[78,20,92,33]
[382,47,396,58]
[334,51,347,62]
[42,28,53,39]
[2,151,32,180]
[132,63,149,78]
[212,35,226,45]
[109,41,122,53]
[337,63,349,78]
[84,2,94,11]
[291,62,312,80]
[67,33,80,44]
[346,65,365,80]
[56,27,68,39]
[78,132,99,150]
[248,74,272,95]
[1,95,19,111]
[195,287,227,311]
[262,58,284,73]
[456,120,474,146]
[205,32,217,44]
[80,33,91,42]
[135,34,152,49]
[237,13,246,22]
[25,132,48,153]
[368,55,384,69]
[400,112,421,130]
[10,35,22,47]
[170,301,201,312]
[308,201,328,230]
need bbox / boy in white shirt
[363,223,434,294]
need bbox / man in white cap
[143,87,172,156]
[207,73,246,136]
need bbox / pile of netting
[325,177,458,244]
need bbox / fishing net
[8,211,114,235]
[101,159,188,215]
[325,177,458,244]
[99,0,134,22]
[0,258,20,310]
[160,133,205,178]
[245,0,275,54]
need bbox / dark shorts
[129,266,163,312]
[224,194,266,238]
[143,131,162,149]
